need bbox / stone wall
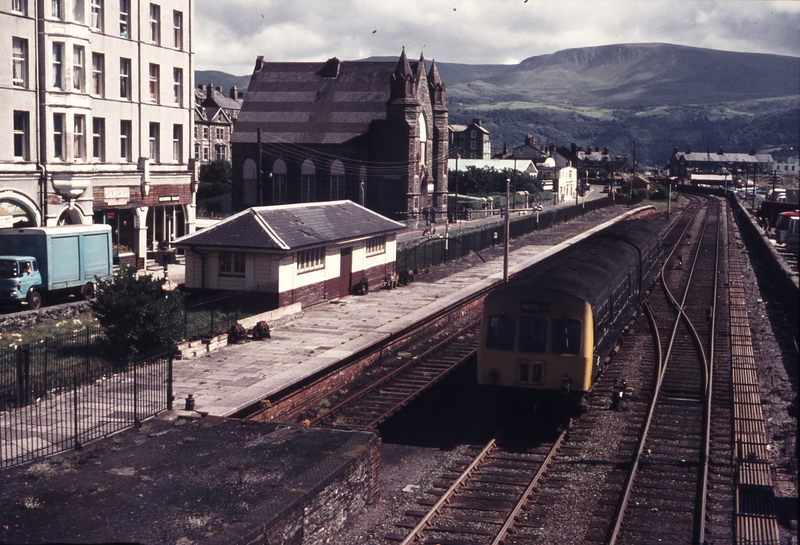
[0,301,91,333]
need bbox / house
[2,0,195,268]
[193,83,243,165]
[230,49,449,223]
[173,201,405,309]
[537,158,577,199]
[667,147,774,179]
[449,119,491,160]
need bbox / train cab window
[519,317,547,353]
[486,315,515,351]
[552,319,581,355]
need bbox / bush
[91,266,185,355]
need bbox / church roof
[232,54,425,146]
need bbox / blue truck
[0,225,113,309]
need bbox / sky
[194,0,800,75]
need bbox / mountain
[194,70,251,95]
[196,43,800,166]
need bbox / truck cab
[0,256,44,308]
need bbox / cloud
[194,0,800,74]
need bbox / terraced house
[1,0,195,267]
[231,48,449,223]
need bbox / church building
[230,49,449,223]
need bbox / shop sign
[158,196,181,202]
[104,187,130,206]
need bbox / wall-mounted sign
[104,187,130,206]
[158,196,181,202]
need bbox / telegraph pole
[256,128,263,206]
[504,178,510,282]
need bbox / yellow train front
[477,216,663,412]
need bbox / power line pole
[256,128,263,206]
[504,178,510,282]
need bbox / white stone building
[1,0,195,268]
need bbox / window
[52,43,64,89]
[219,251,245,275]
[486,315,515,351]
[272,159,287,203]
[53,113,64,158]
[365,236,386,257]
[119,58,131,99]
[215,127,223,139]
[519,317,547,353]
[148,63,159,103]
[120,119,131,161]
[73,46,85,92]
[12,0,27,16]
[172,10,183,49]
[518,362,543,384]
[214,144,225,161]
[52,0,61,18]
[330,160,345,200]
[301,160,316,202]
[172,124,182,162]
[71,0,85,22]
[193,144,199,159]
[149,3,160,44]
[74,115,86,160]
[172,67,182,105]
[551,319,581,355]
[91,53,104,96]
[297,247,325,273]
[148,122,159,161]
[202,127,208,139]
[12,38,28,88]
[13,111,29,160]
[202,147,208,161]
[91,117,105,161]
[91,0,102,30]
[119,0,129,37]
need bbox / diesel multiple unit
[477,215,665,409]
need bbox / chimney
[718,146,724,155]
[525,134,533,146]
[229,86,238,99]
[604,146,609,155]
[673,147,679,155]
[206,83,214,99]
[472,118,481,126]
[595,146,600,152]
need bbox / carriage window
[519,317,547,353]
[486,315,515,351]
[519,361,544,383]
[552,319,581,355]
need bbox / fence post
[73,363,81,450]
[133,356,140,427]
[167,350,173,410]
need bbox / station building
[1,0,195,268]
[173,201,405,308]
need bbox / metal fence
[1,340,171,469]
[397,197,619,272]
[182,285,277,339]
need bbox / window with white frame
[172,67,182,105]
[92,117,105,161]
[53,113,65,158]
[172,10,183,49]
[193,143,199,159]
[73,0,84,22]
[119,57,131,99]
[149,3,160,44]
[120,119,131,161]
[148,122,159,161]
[13,111,29,160]
[91,0,103,30]
[52,0,62,19]
[74,114,86,160]
[148,63,159,103]
[215,127,223,139]
[52,43,64,89]
[297,247,325,273]
[91,53,104,96]
[214,144,225,161]
[219,251,245,275]
[119,0,129,37]
[365,235,386,257]
[12,0,27,15]
[273,158,287,204]
[172,124,182,162]
[12,38,28,88]
[301,159,316,202]
[73,46,85,91]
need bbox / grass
[0,315,99,349]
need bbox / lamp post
[454,152,460,231]
[504,178,510,282]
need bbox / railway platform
[168,207,639,417]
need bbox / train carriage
[477,217,664,409]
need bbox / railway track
[387,430,567,544]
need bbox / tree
[91,266,185,356]
[197,159,232,200]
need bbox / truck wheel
[27,290,43,309]
[81,282,95,300]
